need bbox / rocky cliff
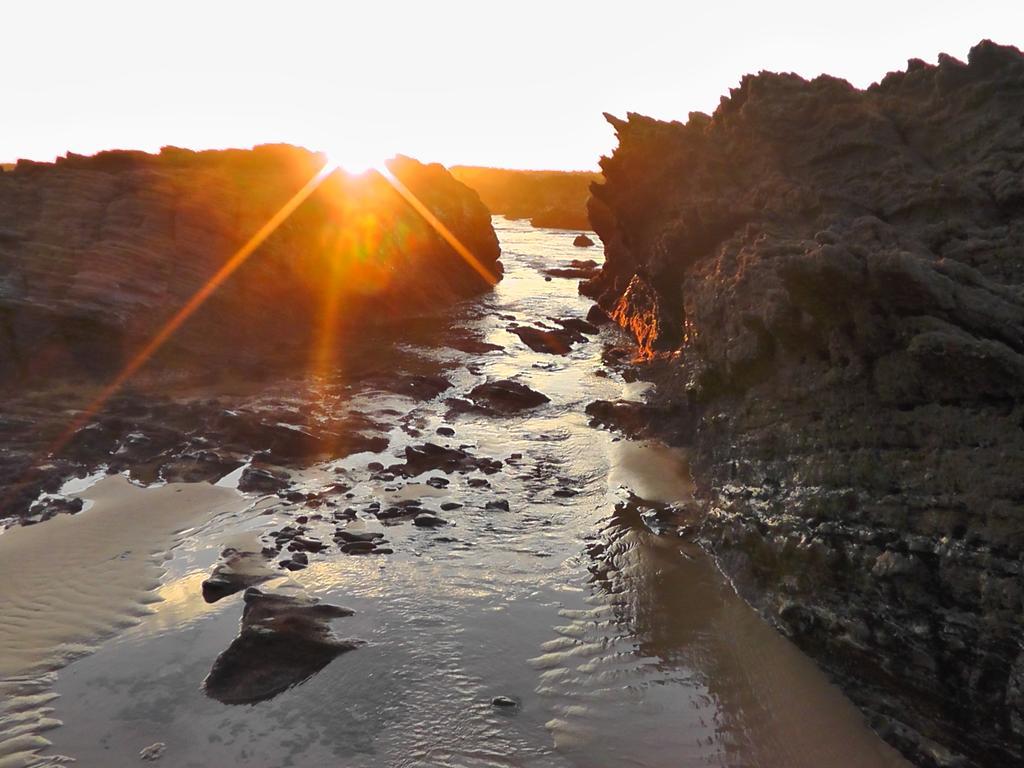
[0,146,500,384]
[584,40,1024,767]
[449,166,599,229]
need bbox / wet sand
[0,476,245,768]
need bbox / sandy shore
[0,475,245,768]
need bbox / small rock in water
[436,426,455,437]
[201,549,274,603]
[414,513,447,527]
[440,502,462,511]
[335,529,384,543]
[509,326,578,355]
[468,380,550,414]
[491,695,519,709]
[554,317,599,336]
[485,500,510,512]
[573,233,595,247]
[288,537,325,552]
[237,465,290,494]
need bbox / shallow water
[2,218,909,767]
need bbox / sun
[323,145,388,176]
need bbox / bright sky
[2,1,1022,170]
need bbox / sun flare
[324,145,388,176]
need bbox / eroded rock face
[0,145,501,384]
[584,40,1024,767]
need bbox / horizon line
[0,143,602,175]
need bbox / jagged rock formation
[0,145,500,384]
[449,166,599,229]
[584,40,1024,768]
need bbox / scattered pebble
[139,742,166,761]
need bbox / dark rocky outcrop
[203,587,361,704]
[449,166,599,229]
[467,379,550,413]
[573,234,595,247]
[0,145,501,385]
[584,40,1024,767]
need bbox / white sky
[2,1,1022,170]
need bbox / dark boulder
[510,325,580,355]
[468,380,550,414]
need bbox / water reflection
[550,500,910,768]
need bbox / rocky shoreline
[583,40,1024,767]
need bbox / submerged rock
[203,588,361,705]
[585,40,1024,766]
